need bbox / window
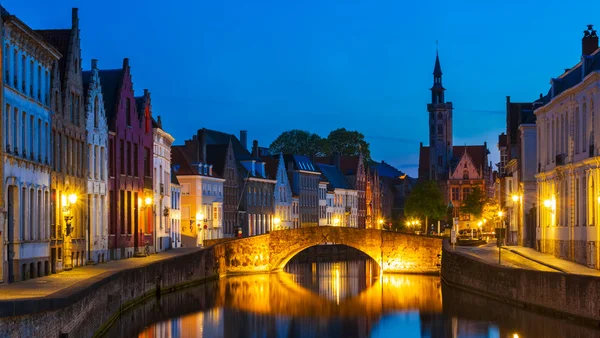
[100,147,105,178]
[120,190,125,234]
[463,170,468,180]
[13,49,18,87]
[438,156,442,166]
[37,65,41,100]
[120,140,125,174]
[126,142,132,176]
[13,107,17,152]
[109,139,115,176]
[462,188,470,200]
[22,111,26,156]
[134,144,138,177]
[451,187,459,201]
[144,147,150,176]
[94,96,99,128]
[21,54,25,91]
[125,98,131,126]
[437,125,443,134]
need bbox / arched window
[463,170,468,180]
[94,96,99,128]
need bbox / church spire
[430,49,445,104]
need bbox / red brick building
[100,59,154,259]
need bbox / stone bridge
[207,226,443,275]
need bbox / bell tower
[427,50,453,180]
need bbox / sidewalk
[0,247,201,301]
[502,246,600,277]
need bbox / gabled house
[316,163,358,227]
[82,59,109,264]
[99,58,154,260]
[261,153,293,230]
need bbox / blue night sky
[6,0,600,176]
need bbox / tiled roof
[259,155,280,180]
[452,146,488,172]
[171,170,180,185]
[206,144,228,178]
[282,154,319,173]
[314,155,360,175]
[202,128,252,162]
[368,160,404,178]
[97,69,124,127]
[171,147,197,176]
[35,29,71,83]
[545,48,600,102]
[317,163,352,190]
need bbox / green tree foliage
[404,181,446,222]
[268,130,325,156]
[461,187,486,219]
[327,128,371,160]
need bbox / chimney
[72,8,79,28]
[333,151,341,170]
[157,115,162,128]
[197,129,206,163]
[252,140,259,158]
[144,88,149,97]
[240,130,248,150]
[91,59,98,69]
[123,58,129,69]
[582,24,598,56]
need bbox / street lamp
[333,217,340,226]
[378,218,384,229]
[273,217,281,230]
[62,193,78,270]
[497,210,505,264]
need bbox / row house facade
[318,179,328,226]
[181,129,239,237]
[172,146,224,247]
[496,97,537,247]
[2,9,59,282]
[244,141,276,236]
[37,9,88,273]
[316,153,366,228]
[262,153,293,230]
[101,59,154,260]
[316,163,358,227]
[150,115,174,252]
[536,25,600,268]
[285,154,321,227]
[82,59,108,264]
[170,172,181,248]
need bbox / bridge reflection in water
[117,248,600,338]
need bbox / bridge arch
[210,226,442,275]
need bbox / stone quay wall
[0,248,220,338]
[441,240,600,325]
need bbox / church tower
[427,51,453,180]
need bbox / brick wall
[441,240,600,324]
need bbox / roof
[543,47,600,104]
[452,146,488,172]
[433,51,442,76]
[97,69,124,126]
[314,155,360,176]
[171,147,196,176]
[259,155,280,180]
[205,144,228,178]
[282,154,319,173]
[368,160,405,178]
[201,128,253,162]
[316,163,352,190]
[171,170,180,185]
[35,29,71,83]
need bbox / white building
[170,172,181,248]
[326,191,334,225]
[152,116,174,252]
[536,25,600,268]
[269,153,292,230]
[172,147,224,247]
[292,196,299,229]
[316,163,358,227]
[318,180,328,225]
[82,59,108,263]
[2,9,60,282]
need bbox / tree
[269,130,326,156]
[461,187,486,219]
[404,181,446,232]
[326,128,371,160]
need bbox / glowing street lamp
[274,217,281,230]
[62,193,78,270]
[333,217,340,226]
[511,194,520,203]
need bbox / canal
[101,245,600,338]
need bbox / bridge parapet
[209,226,443,276]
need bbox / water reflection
[103,254,600,338]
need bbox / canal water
[102,245,600,338]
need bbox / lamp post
[511,193,522,245]
[498,210,504,264]
[62,193,78,270]
[273,217,281,231]
[378,218,384,230]
[135,196,154,256]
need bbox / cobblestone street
[0,247,200,301]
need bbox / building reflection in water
[128,245,600,338]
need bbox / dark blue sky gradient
[7,0,600,176]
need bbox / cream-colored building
[536,25,600,268]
